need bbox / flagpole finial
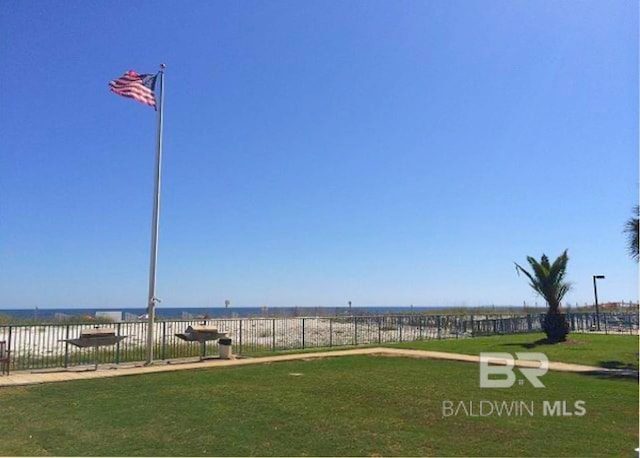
[160,63,166,70]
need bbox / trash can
[218,337,232,359]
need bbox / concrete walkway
[0,347,629,388]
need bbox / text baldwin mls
[442,400,586,418]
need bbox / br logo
[479,352,549,388]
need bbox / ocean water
[0,306,451,320]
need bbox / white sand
[0,316,477,363]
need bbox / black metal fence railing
[0,312,636,373]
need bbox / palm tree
[515,250,571,342]
[624,206,639,262]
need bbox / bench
[0,341,9,375]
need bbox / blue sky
[0,1,637,309]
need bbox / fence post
[378,316,382,344]
[437,315,442,339]
[354,316,358,346]
[7,326,12,373]
[302,318,306,349]
[399,316,403,342]
[419,316,423,340]
[455,317,459,339]
[116,322,122,364]
[63,324,69,368]
[272,319,276,352]
[239,320,243,355]
[160,321,166,360]
[329,318,333,347]
[470,315,475,337]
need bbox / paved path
[0,347,628,388]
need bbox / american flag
[109,70,157,109]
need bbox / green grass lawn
[1,355,637,457]
[386,332,639,370]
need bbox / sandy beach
[0,315,483,370]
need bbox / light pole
[593,275,605,331]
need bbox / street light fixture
[592,275,605,331]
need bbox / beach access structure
[0,311,637,373]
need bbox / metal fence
[0,312,636,372]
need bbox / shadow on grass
[598,360,637,370]
[502,340,639,380]
[578,367,639,381]
[503,338,556,349]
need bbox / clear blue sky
[0,1,637,309]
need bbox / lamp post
[593,275,605,331]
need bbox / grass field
[1,353,637,456]
[243,332,638,370]
[386,332,639,369]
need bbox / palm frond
[514,262,541,295]
[540,254,550,270]
[515,250,571,312]
[624,206,639,262]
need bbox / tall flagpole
[145,63,166,365]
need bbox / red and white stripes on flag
[109,70,157,109]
